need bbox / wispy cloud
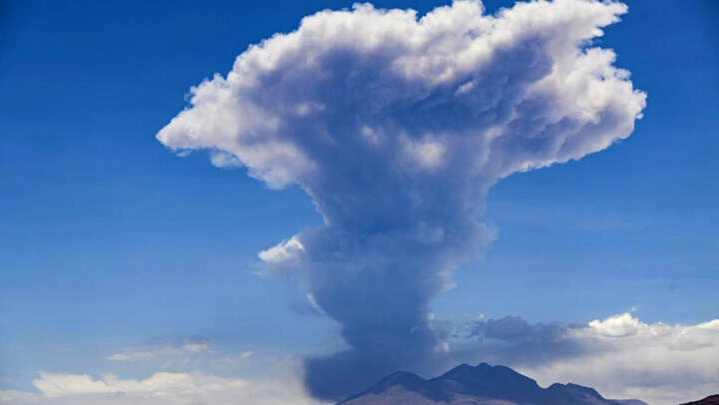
[106,338,209,362]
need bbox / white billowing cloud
[543,314,719,405]
[587,312,642,337]
[0,371,327,405]
[258,236,305,264]
[157,0,645,399]
[157,0,645,190]
[461,312,719,405]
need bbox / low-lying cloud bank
[1,314,717,405]
[157,0,646,399]
[455,312,719,405]
[0,371,327,405]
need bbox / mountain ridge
[679,395,719,405]
[338,362,649,405]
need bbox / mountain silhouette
[339,362,648,405]
[680,395,719,405]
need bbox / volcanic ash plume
[157,0,645,399]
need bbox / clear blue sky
[0,0,717,398]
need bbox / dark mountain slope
[680,395,719,405]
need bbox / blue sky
[0,1,717,404]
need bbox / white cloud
[0,371,327,405]
[461,312,719,405]
[258,236,305,264]
[545,313,719,405]
[106,340,209,362]
[216,351,255,367]
[587,312,642,337]
[401,135,448,172]
[0,390,37,404]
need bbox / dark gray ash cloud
[157,0,645,400]
[457,315,585,367]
